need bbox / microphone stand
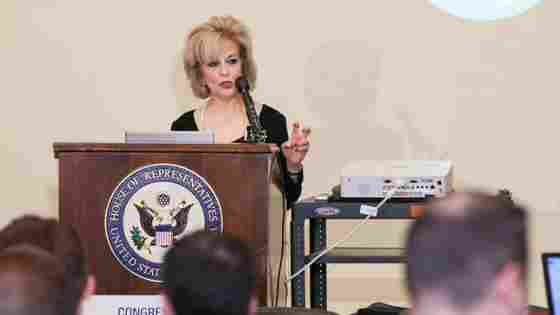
[236,77,267,143]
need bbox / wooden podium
[53,143,278,304]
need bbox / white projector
[340,160,453,199]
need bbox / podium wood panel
[54,143,275,304]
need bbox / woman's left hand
[281,122,311,172]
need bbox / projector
[340,160,453,199]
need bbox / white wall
[1,0,558,311]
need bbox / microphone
[235,76,251,96]
[235,77,267,143]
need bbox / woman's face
[200,39,242,100]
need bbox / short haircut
[0,216,87,315]
[405,191,528,309]
[0,245,67,315]
[183,15,257,99]
[162,231,257,315]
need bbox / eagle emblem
[105,163,223,282]
[131,192,193,252]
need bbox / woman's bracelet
[287,165,303,175]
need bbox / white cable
[286,184,402,282]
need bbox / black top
[171,104,303,208]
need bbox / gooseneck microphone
[235,77,267,143]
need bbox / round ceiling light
[429,0,543,21]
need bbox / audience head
[405,191,528,315]
[162,230,257,315]
[0,215,94,315]
[0,245,67,315]
[183,15,257,99]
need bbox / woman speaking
[172,15,311,208]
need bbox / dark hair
[162,231,257,315]
[0,245,67,315]
[0,215,87,315]
[405,191,528,309]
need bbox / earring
[203,82,210,95]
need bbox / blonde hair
[183,15,257,99]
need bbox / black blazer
[171,104,303,208]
